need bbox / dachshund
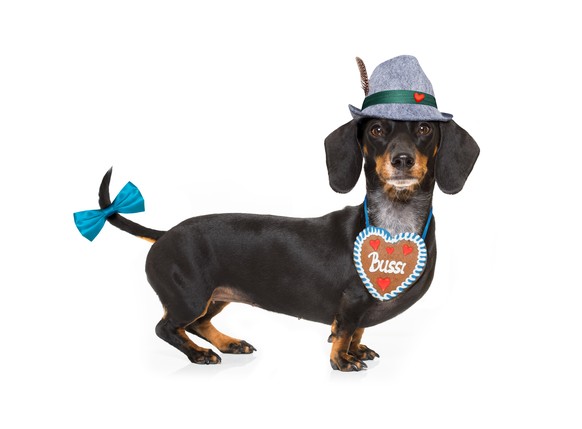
[94,116,479,371]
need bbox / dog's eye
[370,125,384,138]
[417,124,432,137]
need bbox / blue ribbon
[74,181,144,241]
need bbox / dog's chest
[368,192,429,236]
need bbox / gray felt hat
[349,55,452,122]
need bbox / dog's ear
[436,120,480,194]
[324,120,362,193]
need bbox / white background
[1,1,580,427]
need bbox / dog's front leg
[329,290,371,372]
[329,318,366,371]
[348,327,380,361]
[329,325,380,371]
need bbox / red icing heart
[377,278,391,291]
[403,244,413,255]
[370,239,380,251]
[414,92,425,103]
[386,247,395,255]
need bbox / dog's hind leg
[186,301,256,354]
[155,317,221,364]
[155,313,222,364]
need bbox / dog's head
[324,118,479,199]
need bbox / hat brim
[349,103,453,122]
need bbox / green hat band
[362,90,438,110]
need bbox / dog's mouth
[385,178,419,189]
[381,177,421,201]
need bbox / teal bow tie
[74,181,144,241]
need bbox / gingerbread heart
[353,226,427,301]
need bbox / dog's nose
[391,154,415,170]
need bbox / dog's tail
[98,168,166,243]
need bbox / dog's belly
[211,268,352,325]
[210,286,256,306]
[209,285,338,324]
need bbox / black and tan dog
[95,113,478,371]
[80,55,479,371]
